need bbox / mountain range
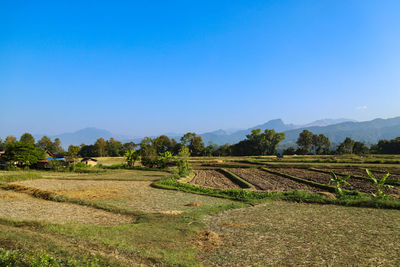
[33,117,400,149]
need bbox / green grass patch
[0,172,42,184]
[218,168,253,188]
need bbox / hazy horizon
[2,1,400,138]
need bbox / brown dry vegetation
[190,170,241,189]
[228,168,323,192]
[0,189,134,225]
[12,179,235,214]
[201,201,400,266]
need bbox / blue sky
[1,0,400,138]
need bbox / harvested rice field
[12,179,235,213]
[0,189,134,225]
[228,168,322,192]
[190,170,241,189]
[201,201,400,266]
[272,168,400,195]
[39,169,169,181]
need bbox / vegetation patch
[218,168,254,189]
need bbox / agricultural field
[1,156,400,266]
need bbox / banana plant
[329,172,351,196]
[365,169,393,198]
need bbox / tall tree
[180,133,205,156]
[67,145,81,161]
[353,141,369,154]
[94,138,107,157]
[296,130,314,154]
[313,134,331,155]
[36,136,53,151]
[3,142,45,167]
[261,129,285,155]
[337,137,355,154]
[154,135,172,154]
[20,133,35,144]
[52,138,64,156]
[4,136,17,148]
[106,138,123,157]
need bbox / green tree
[337,137,355,154]
[36,136,53,151]
[106,138,123,157]
[139,137,159,168]
[261,129,285,155]
[353,141,369,155]
[94,138,107,157]
[67,145,81,162]
[154,135,172,154]
[296,130,314,154]
[20,133,35,144]
[180,133,205,156]
[52,138,64,156]
[3,142,45,167]
[313,134,331,155]
[0,139,4,151]
[4,136,17,148]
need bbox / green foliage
[3,142,45,167]
[154,175,400,210]
[365,169,393,198]
[67,145,81,161]
[4,136,17,148]
[19,133,35,145]
[231,128,285,156]
[158,151,174,169]
[329,172,350,196]
[0,172,42,183]
[94,138,107,157]
[219,168,253,188]
[106,138,123,157]
[0,248,101,267]
[46,160,66,171]
[175,146,191,176]
[296,130,314,154]
[124,148,140,167]
[180,132,205,156]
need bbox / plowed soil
[273,168,400,195]
[323,168,400,182]
[190,170,241,189]
[228,168,322,192]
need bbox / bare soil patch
[228,168,322,192]
[274,168,400,195]
[190,170,241,189]
[0,189,134,225]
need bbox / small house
[81,157,98,166]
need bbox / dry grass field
[1,156,400,266]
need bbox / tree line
[1,130,400,168]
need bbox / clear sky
[1,0,400,138]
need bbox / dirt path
[190,170,241,189]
